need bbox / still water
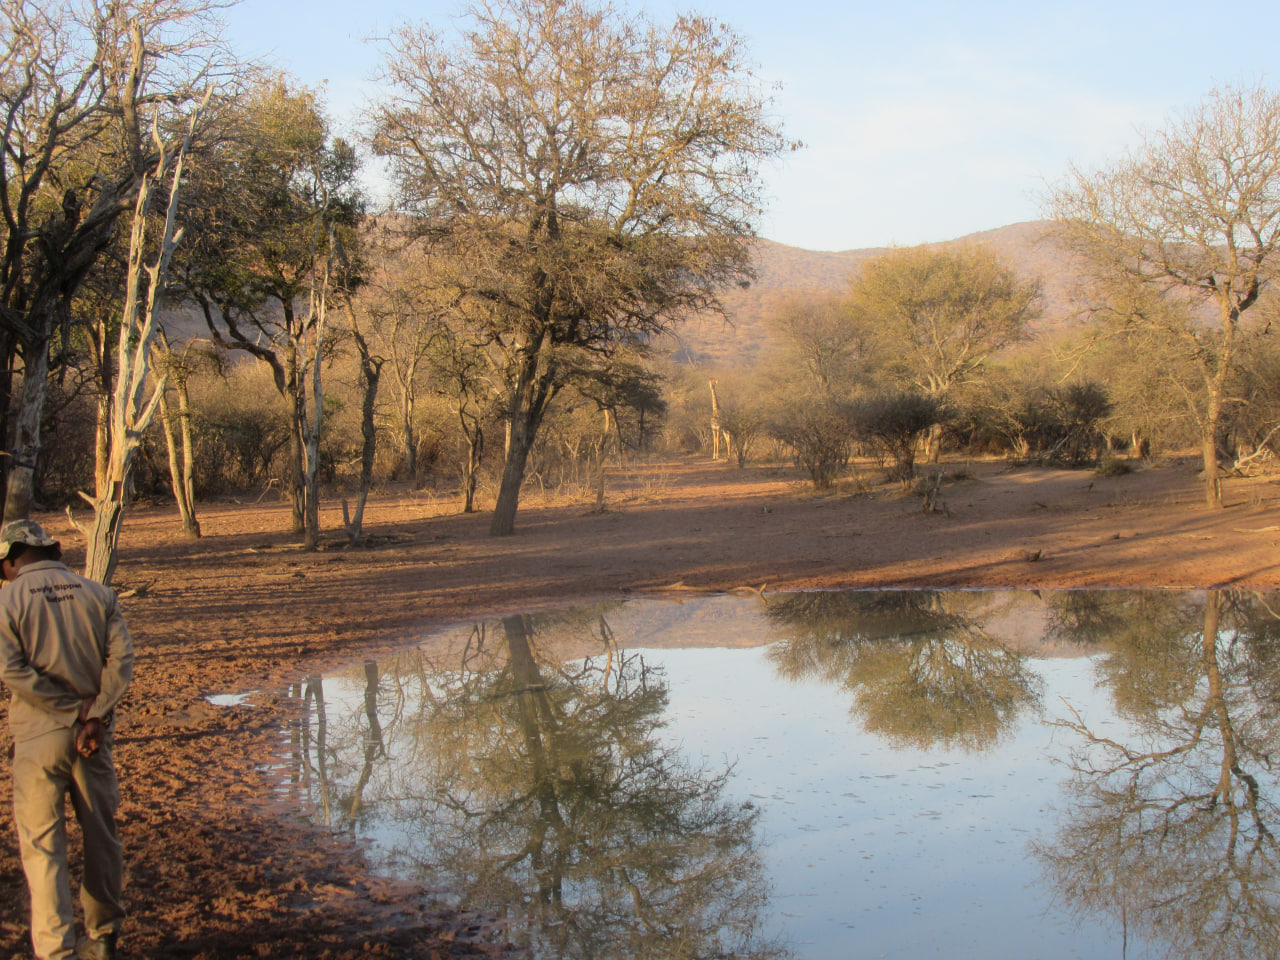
[275,590,1280,959]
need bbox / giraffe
[708,378,731,462]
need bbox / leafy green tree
[849,391,944,486]
[1053,381,1112,467]
[371,0,788,536]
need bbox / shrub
[1056,381,1112,467]
[770,398,854,489]
[850,392,944,487]
[1095,457,1134,477]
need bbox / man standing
[0,520,133,960]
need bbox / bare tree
[153,329,209,538]
[346,232,455,486]
[1048,83,1280,507]
[429,324,493,513]
[0,0,226,523]
[82,92,209,584]
[765,293,867,395]
[371,0,788,536]
[849,244,1040,462]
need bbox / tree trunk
[285,340,307,535]
[402,395,418,485]
[302,388,322,551]
[2,341,51,525]
[1201,391,1224,508]
[490,360,554,537]
[82,483,127,586]
[95,392,111,499]
[462,418,483,514]
[593,408,612,513]
[347,353,381,545]
[176,378,199,536]
[490,414,536,536]
[925,422,944,464]
[0,335,15,522]
[159,382,200,538]
[1201,428,1223,508]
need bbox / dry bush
[770,397,855,489]
[185,364,292,497]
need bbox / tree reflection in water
[1039,590,1280,960]
[764,590,1041,751]
[287,607,786,960]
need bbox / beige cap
[0,519,58,561]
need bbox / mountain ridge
[672,220,1082,369]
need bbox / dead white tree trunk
[82,95,208,584]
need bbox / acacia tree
[178,78,361,537]
[1048,83,1280,507]
[0,0,225,523]
[851,246,1040,401]
[849,245,1040,462]
[372,0,787,536]
[765,293,867,395]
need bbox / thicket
[665,274,1280,492]
[23,249,1280,518]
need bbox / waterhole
[275,589,1280,960]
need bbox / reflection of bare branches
[460,622,490,675]
[1251,591,1280,623]
[598,614,617,694]
[300,676,333,826]
[1040,591,1280,960]
[290,606,786,960]
[348,661,387,821]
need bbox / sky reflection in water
[279,590,1280,960]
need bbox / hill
[667,220,1085,369]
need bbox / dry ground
[2,454,1279,958]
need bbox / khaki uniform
[0,560,134,960]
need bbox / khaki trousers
[12,726,124,960]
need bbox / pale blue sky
[223,0,1279,251]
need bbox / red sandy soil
[2,454,1279,958]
